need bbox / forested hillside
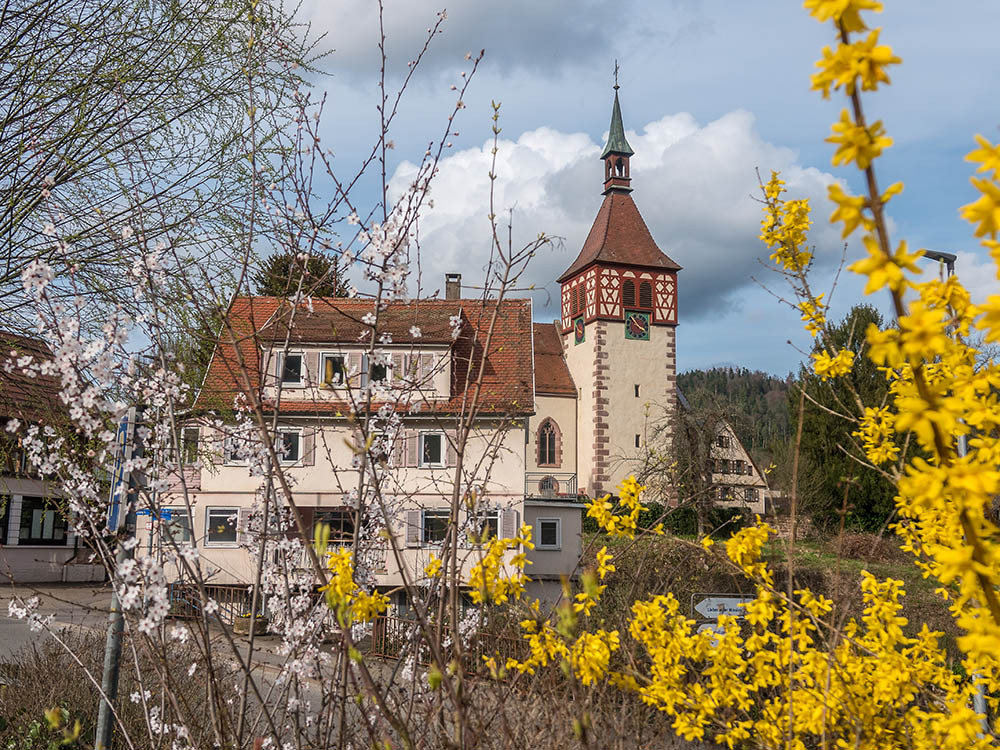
[677,367,792,464]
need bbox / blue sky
[295,0,1000,376]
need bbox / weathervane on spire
[613,59,620,90]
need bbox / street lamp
[919,249,990,733]
[922,249,956,277]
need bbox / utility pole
[95,406,144,750]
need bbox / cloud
[389,109,843,322]
[298,0,636,78]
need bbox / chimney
[445,273,461,300]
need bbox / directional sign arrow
[693,595,754,619]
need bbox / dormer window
[281,353,303,385]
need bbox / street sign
[106,410,134,532]
[692,593,754,620]
[697,622,725,636]
[136,508,172,520]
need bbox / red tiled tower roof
[557,191,681,283]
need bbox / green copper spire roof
[600,89,634,160]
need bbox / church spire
[601,62,634,194]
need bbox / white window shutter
[237,509,251,543]
[347,352,362,387]
[500,508,519,539]
[392,353,404,380]
[272,351,281,386]
[406,430,419,467]
[405,510,422,547]
[419,353,434,383]
[445,430,457,467]
[302,429,315,466]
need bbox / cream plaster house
[0,332,104,584]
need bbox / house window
[745,487,759,503]
[277,429,301,463]
[734,459,744,474]
[162,509,192,545]
[747,464,754,476]
[622,279,636,307]
[716,435,729,448]
[315,509,355,544]
[473,510,498,543]
[281,353,303,385]
[322,354,345,386]
[423,509,450,544]
[181,427,199,465]
[537,420,557,466]
[223,434,248,465]
[538,475,559,496]
[634,384,640,398]
[635,434,641,448]
[19,497,68,546]
[639,281,653,309]
[205,507,239,546]
[419,433,444,467]
[536,518,561,550]
[362,354,388,386]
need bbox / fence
[167,583,255,625]
[368,615,525,672]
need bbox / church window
[537,419,559,467]
[634,384,640,398]
[622,279,636,307]
[638,281,653,309]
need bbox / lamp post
[919,250,989,733]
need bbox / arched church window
[538,419,558,467]
[639,281,653,309]
[622,279,636,307]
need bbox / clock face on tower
[624,311,650,341]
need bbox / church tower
[559,80,681,497]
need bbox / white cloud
[390,109,844,321]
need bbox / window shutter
[500,508,520,539]
[392,353,404,380]
[419,354,434,383]
[306,352,320,386]
[406,430,419,467]
[271,351,281,386]
[237,509,251,544]
[405,510,422,547]
[445,430,457,467]
[392,430,404,467]
[347,353,362,387]
[302,429,315,466]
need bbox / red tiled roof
[0,331,65,424]
[532,323,576,397]
[557,191,681,282]
[194,297,535,416]
[261,298,459,344]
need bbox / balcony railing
[524,472,578,499]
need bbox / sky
[292,0,1000,376]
